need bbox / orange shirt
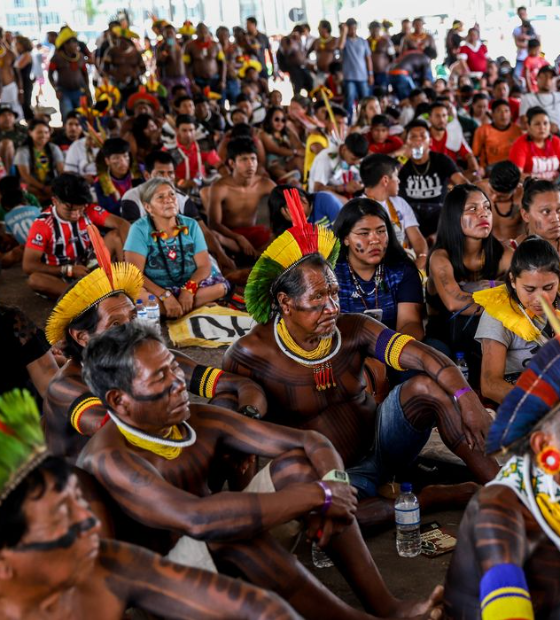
[472,123,522,169]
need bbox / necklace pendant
[313,362,336,391]
[167,249,177,260]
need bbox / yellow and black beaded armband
[374,328,416,371]
[69,393,104,435]
[189,365,225,399]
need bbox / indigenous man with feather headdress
[225,190,500,528]
[42,224,266,462]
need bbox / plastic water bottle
[146,295,161,328]
[456,352,469,382]
[395,483,421,558]
[136,299,148,322]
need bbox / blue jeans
[343,79,370,119]
[373,72,389,90]
[388,74,416,101]
[223,78,241,105]
[59,88,84,119]
[347,384,432,499]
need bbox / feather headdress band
[487,336,560,455]
[245,189,340,324]
[0,390,48,506]
[45,225,144,345]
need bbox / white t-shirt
[513,25,532,62]
[520,92,560,127]
[307,147,361,193]
[379,196,419,247]
[64,137,99,176]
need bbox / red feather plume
[283,188,317,255]
[87,224,114,289]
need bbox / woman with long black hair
[475,237,560,404]
[333,198,424,339]
[14,119,64,204]
[426,184,513,384]
[124,178,228,318]
[511,177,560,252]
[259,106,304,183]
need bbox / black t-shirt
[399,152,458,208]
[0,305,50,395]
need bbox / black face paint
[131,380,182,402]
[355,242,365,254]
[16,517,98,553]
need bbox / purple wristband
[489,280,496,288]
[454,386,472,400]
[317,481,333,515]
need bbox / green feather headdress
[245,189,340,324]
[0,390,48,506]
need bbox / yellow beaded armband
[189,365,224,399]
[70,394,104,435]
[375,329,415,371]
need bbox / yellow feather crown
[46,263,144,345]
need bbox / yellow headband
[46,262,144,345]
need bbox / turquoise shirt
[124,214,208,289]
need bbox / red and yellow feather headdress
[245,189,339,323]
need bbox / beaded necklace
[107,409,197,460]
[274,315,341,390]
[348,262,385,310]
[150,218,190,286]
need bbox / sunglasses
[273,117,286,123]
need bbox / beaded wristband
[317,481,333,515]
[183,280,199,295]
[454,386,472,400]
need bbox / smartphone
[363,308,383,322]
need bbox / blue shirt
[5,205,41,245]
[342,37,370,81]
[124,214,208,289]
[335,260,423,331]
[309,192,343,229]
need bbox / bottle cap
[148,294,156,300]
[456,352,464,359]
[400,482,412,493]
[136,299,143,305]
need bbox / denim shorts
[347,384,433,499]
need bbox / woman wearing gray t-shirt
[474,237,560,404]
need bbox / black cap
[538,65,557,77]
[0,103,18,119]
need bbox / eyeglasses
[273,117,286,123]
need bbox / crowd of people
[2,6,560,619]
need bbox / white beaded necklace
[107,409,197,447]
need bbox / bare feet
[393,585,444,620]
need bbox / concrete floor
[0,264,464,608]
